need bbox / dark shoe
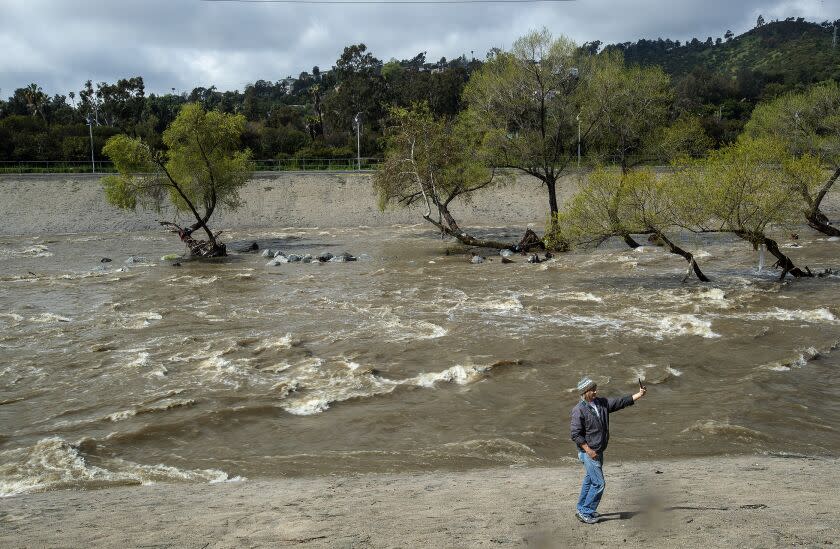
[576,511,598,524]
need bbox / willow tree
[743,81,840,236]
[554,167,710,282]
[672,137,824,279]
[462,29,583,235]
[574,51,699,249]
[373,104,514,248]
[102,103,253,257]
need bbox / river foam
[0,437,236,497]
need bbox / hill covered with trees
[0,17,837,168]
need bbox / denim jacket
[570,395,634,453]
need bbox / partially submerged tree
[672,137,824,279]
[743,81,840,236]
[554,167,710,282]
[102,103,253,257]
[373,104,515,248]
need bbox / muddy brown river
[1,225,839,496]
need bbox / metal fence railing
[0,160,116,174]
[0,158,383,175]
[254,157,381,171]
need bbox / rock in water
[470,254,485,264]
[500,249,513,258]
[302,254,313,263]
[318,252,334,263]
[527,254,541,264]
[274,250,287,258]
[331,252,356,262]
[125,256,148,264]
[261,249,274,258]
[287,254,302,262]
[501,256,513,264]
[161,254,181,261]
[100,257,112,263]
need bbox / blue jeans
[577,450,605,516]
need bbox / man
[570,376,646,524]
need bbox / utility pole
[353,112,362,170]
[87,115,96,174]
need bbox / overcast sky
[1,0,836,98]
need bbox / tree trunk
[160,221,226,257]
[654,232,710,282]
[763,237,813,279]
[421,200,514,249]
[546,178,559,216]
[622,234,641,248]
[422,213,513,250]
[805,167,840,237]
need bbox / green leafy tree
[102,103,253,257]
[583,52,674,173]
[22,84,48,124]
[743,81,840,236]
[554,167,710,281]
[373,103,513,248]
[672,137,823,278]
[97,77,146,134]
[323,44,386,137]
[463,29,582,226]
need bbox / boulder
[261,249,274,258]
[470,253,485,264]
[287,254,302,262]
[302,254,313,263]
[499,249,513,258]
[274,250,287,258]
[331,252,356,262]
[234,242,259,253]
[317,252,334,262]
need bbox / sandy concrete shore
[2,455,837,548]
[0,172,555,236]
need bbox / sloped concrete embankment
[0,172,558,236]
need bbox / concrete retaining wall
[0,172,565,236]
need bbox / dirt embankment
[0,172,562,236]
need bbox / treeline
[1,18,838,164]
[0,47,479,164]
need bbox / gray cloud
[0,0,834,98]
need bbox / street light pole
[353,112,362,170]
[87,115,96,174]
